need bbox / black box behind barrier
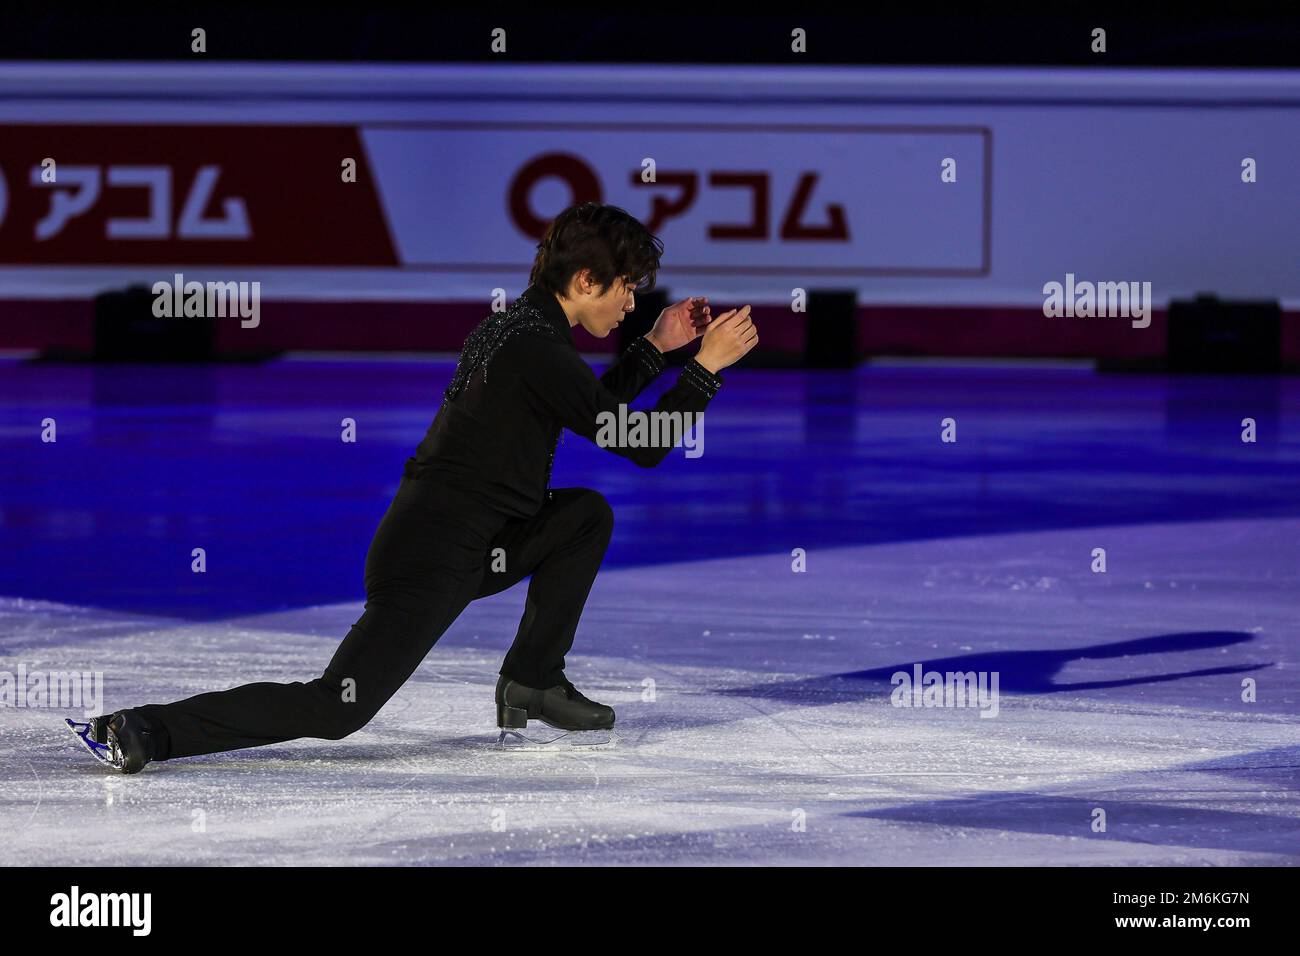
[1166,294,1281,373]
[805,290,858,368]
[93,285,217,362]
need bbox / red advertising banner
[0,125,397,266]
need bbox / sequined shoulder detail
[443,296,563,402]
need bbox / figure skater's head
[529,202,664,338]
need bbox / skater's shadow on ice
[719,630,1270,703]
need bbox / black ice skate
[65,710,157,774]
[494,675,617,750]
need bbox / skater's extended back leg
[124,483,502,764]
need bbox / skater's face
[560,272,639,339]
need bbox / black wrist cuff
[682,358,723,398]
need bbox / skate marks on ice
[494,729,618,752]
[4,628,1295,867]
[2,515,1298,864]
[845,750,1300,860]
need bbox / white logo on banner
[28,165,250,241]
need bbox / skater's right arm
[693,306,757,376]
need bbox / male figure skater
[68,202,758,772]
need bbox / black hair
[529,202,663,298]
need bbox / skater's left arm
[597,335,666,403]
[526,340,723,469]
[598,296,711,402]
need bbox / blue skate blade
[64,718,120,768]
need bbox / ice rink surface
[1,359,1297,865]
[2,515,1296,866]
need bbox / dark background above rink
[3,9,1300,67]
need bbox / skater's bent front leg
[493,487,614,689]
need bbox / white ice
[1,516,1297,865]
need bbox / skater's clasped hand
[647,296,712,353]
[694,304,757,374]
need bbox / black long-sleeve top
[403,283,724,518]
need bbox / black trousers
[136,479,614,761]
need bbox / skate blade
[495,727,618,751]
[64,718,123,770]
